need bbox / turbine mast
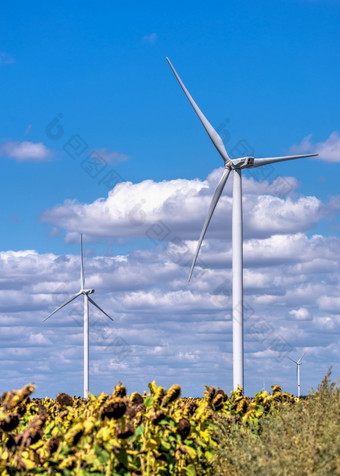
[84,292,89,398]
[232,169,244,390]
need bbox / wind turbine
[44,234,113,397]
[166,57,317,391]
[288,353,305,397]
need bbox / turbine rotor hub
[82,289,95,294]
[231,157,254,169]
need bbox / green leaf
[45,421,55,434]
[26,469,48,474]
[161,440,171,451]
[167,418,176,427]
[204,450,214,461]
[143,396,153,408]
[183,464,197,476]
[129,424,144,443]
[94,444,110,464]
[116,448,128,468]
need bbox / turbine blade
[287,356,298,364]
[188,167,231,281]
[88,296,113,321]
[80,234,85,289]
[298,352,306,364]
[166,57,230,164]
[252,153,318,168]
[43,292,82,322]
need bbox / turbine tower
[166,57,317,391]
[288,353,305,397]
[44,234,113,397]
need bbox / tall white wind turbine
[288,353,305,397]
[44,234,113,397]
[166,57,317,392]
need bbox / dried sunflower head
[130,392,144,405]
[0,412,20,432]
[56,393,73,407]
[212,394,225,411]
[236,399,248,414]
[153,387,166,409]
[271,384,282,395]
[65,422,84,446]
[113,382,127,398]
[150,410,167,425]
[215,389,228,401]
[163,385,181,406]
[116,423,135,439]
[177,418,191,440]
[100,398,126,420]
[46,434,62,454]
[184,400,199,416]
[2,384,35,411]
[205,386,217,403]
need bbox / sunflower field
[0,371,338,475]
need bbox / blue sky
[0,0,339,398]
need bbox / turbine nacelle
[82,288,95,295]
[230,157,255,169]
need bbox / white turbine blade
[298,352,306,364]
[88,296,113,321]
[252,153,318,168]
[188,167,232,281]
[287,356,298,364]
[166,57,230,164]
[44,292,82,322]
[80,234,85,289]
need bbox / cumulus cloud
[289,131,340,163]
[289,307,311,321]
[40,168,324,242]
[0,141,52,162]
[89,148,129,164]
[1,170,339,397]
[28,333,52,345]
[0,226,339,397]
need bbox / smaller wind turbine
[44,234,113,397]
[288,353,305,397]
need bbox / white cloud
[289,307,311,321]
[40,168,324,242]
[0,226,339,397]
[317,296,340,314]
[0,141,52,162]
[1,170,339,397]
[28,333,52,345]
[290,131,340,163]
[89,148,129,164]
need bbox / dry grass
[213,368,340,476]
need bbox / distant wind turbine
[288,353,305,397]
[166,57,318,392]
[44,234,113,397]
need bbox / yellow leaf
[183,445,197,460]
[22,458,36,470]
[145,438,158,450]
[199,429,210,441]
